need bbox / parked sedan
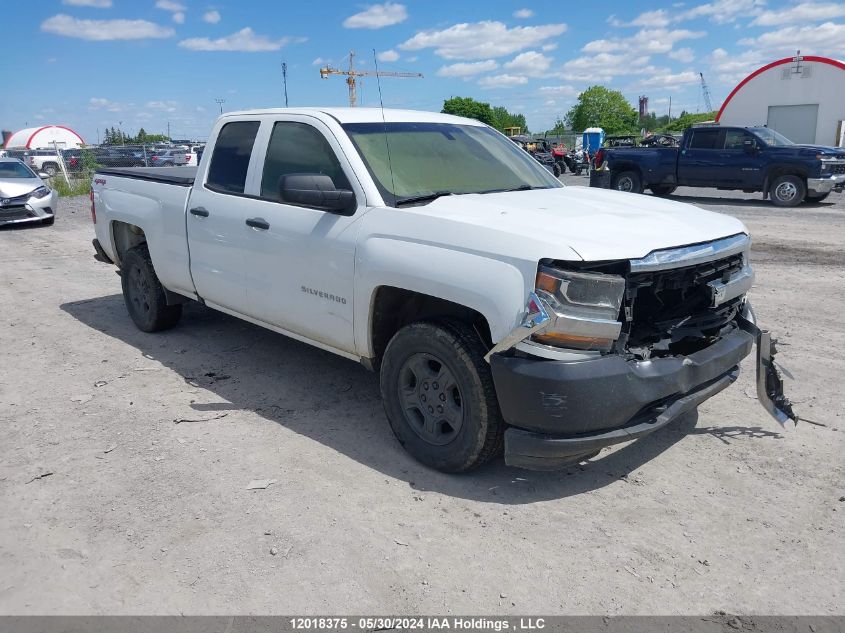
[0,158,58,226]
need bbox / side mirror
[279,173,355,215]
[38,172,50,179]
[743,139,758,154]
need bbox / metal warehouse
[4,125,85,150]
[716,54,845,147]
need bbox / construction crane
[699,72,713,112]
[319,50,423,107]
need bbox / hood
[0,178,41,198]
[788,144,845,158]
[405,186,747,262]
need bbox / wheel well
[369,287,492,366]
[764,167,807,192]
[111,221,147,266]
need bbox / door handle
[189,206,209,217]
[246,217,270,230]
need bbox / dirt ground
[0,180,843,615]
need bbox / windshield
[0,161,37,179]
[342,122,561,206]
[751,127,794,147]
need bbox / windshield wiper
[394,190,454,206]
[477,184,550,194]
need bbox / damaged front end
[488,233,798,432]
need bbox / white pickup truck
[90,108,796,472]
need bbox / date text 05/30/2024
[289,618,547,631]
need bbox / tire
[649,185,677,197]
[163,162,174,167]
[120,245,182,332]
[805,192,830,203]
[43,164,58,177]
[611,170,642,194]
[769,174,805,207]
[380,320,504,473]
[42,216,55,226]
[553,163,562,177]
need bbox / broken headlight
[532,266,625,351]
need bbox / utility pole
[668,97,672,121]
[167,121,171,139]
[282,62,289,107]
[119,120,124,145]
[215,98,225,114]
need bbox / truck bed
[96,166,197,186]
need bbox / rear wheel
[43,163,58,177]
[611,170,642,194]
[380,320,504,473]
[805,192,830,203]
[770,175,805,207]
[649,185,677,197]
[120,245,182,332]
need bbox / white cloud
[752,2,845,25]
[155,0,186,11]
[669,47,695,62]
[202,10,221,24]
[637,69,700,87]
[147,100,178,112]
[738,21,845,56]
[478,74,528,88]
[312,57,329,66]
[582,27,705,56]
[400,21,567,59]
[539,85,578,96]
[513,8,534,18]
[677,0,765,23]
[196,106,207,112]
[41,14,174,40]
[707,47,765,83]
[89,97,125,112]
[377,49,400,62]
[343,2,407,29]
[62,0,112,7]
[609,9,672,27]
[436,59,499,77]
[503,51,553,76]
[559,52,651,82]
[172,12,185,24]
[541,42,558,52]
[179,28,306,52]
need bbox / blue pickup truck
[591,125,845,207]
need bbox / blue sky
[3,0,845,142]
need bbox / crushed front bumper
[807,174,845,195]
[0,190,57,226]
[490,308,796,470]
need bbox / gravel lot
[1,180,843,615]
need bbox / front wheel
[380,320,504,473]
[649,185,677,197]
[43,164,58,177]
[770,175,805,207]
[553,163,562,177]
[120,245,182,332]
[611,170,642,194]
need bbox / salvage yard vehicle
[90,108,796,472]
[0,158,57,226]
[591,124,845,205]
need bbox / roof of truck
[219,108,486,126]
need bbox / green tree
[441,96,495,126]
[490,106,527,134]
[546,117,567,136]
[659,111,718,133]
[565,86,639,134]
[137,127,148,143]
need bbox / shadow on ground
[61,294,781,504]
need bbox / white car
[0,158,58,226]
[90,108,795,472]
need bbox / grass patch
[51,176,92,197]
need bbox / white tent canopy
[4,125,85,150]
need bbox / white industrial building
[716,54,845,146]
[4,125,85,150]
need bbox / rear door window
[206,121,260,194]
[723,129,754,150]
[688,129,720,149]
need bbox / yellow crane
[319,50,423,107]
